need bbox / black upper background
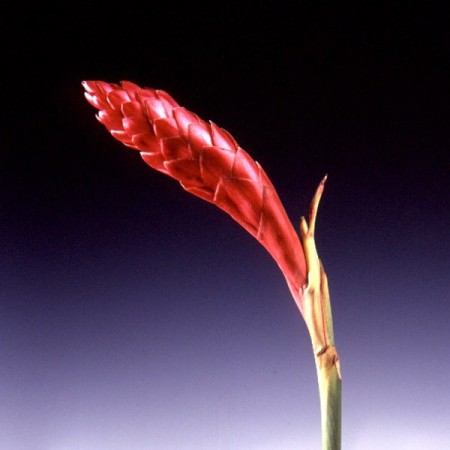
[1,4,448,297]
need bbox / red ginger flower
[82,81,342,448]
[82,80,307,314]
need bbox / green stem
[316,346,342,450]
[316,263,341,450]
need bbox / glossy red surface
[83,80,308,314]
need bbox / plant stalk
[316,346,341,450]
[300,175,341,450]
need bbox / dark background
[1,4,449,449]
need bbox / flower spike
[82,80,307,314]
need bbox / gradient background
[1,4,449,450]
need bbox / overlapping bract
[82,80,307,312]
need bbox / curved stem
[300,176,341,450]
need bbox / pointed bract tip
[81,80,96,93]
